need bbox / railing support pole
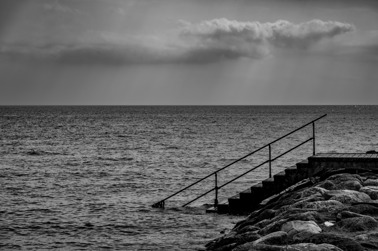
[312,122,316,155]
[268,144,272,178]
[214,173,218,208]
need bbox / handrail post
[214,173,218,208]
[312,122,316,155]
[268,144,272,178]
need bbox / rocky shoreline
[205,170,378,251]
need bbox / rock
[301,233,364,251]
[248,209,276,224]
[323,221,335,227]
[336,215,378,232]
[235,243,342,251]
[258,219,287,236]
[206,232,260,250]
[336,210,365,220]
[235,225,260,235]
[318,180,336,190]
[205,172,378,251]
[281,220,322,238]
[360,186,378,200]
[286,243,343,251]
[325,173,363,191]
[256,219,273,229]
[349,203,378,215]
[285,211,323,223]
[253,231,288,245]
[290,195,325,209]
[341,180,362,191]
[366,150,378,154]
[291,230,318,242]
[302,200,346,213]
[355,231,378,241]
[211,243,237,251]
[299,187,327,198]
[355,231,378,249]
[324,189,371,204]
[364,179,378,187]
[233,243,286,251]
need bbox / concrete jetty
[207,153,378,215]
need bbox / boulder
[206,231,260,250]
[285,211,324,223]
[281,220,322,238]
[336,210,365,220]
[318,180,336,190]
[300,233,364,251]
[349,203,378,215]
[336,215,378,232]
[355,231,378,248]
[210,242,237,251]
[286,243,343,251]
[302,200,346,213]
[324,189,371,204]
[253,231,288,245]
[290,195,325,209]
[359,186,378,200]
[258,219,287,236]
[205,172,378,251]
[232,243,286,251]
[364,179,378,187]
[235,225,260,235]
[325,174,363,191]
[299,187,327,198]
[355,231,378,241]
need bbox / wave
[26,150,63,156]
[164,146,180,150]
[97,156,133,161]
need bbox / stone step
[239,183,264,201]
[217,201,229,214]
[284,165,302,185]
[206,200,229,214]
[261,177,276,197]
[228,195,245,214]
[296,159,317,178]
[213,157,329,214]
[272,170,288,191]
[273,170,286,183]
[210,154,378,214]
[227,164,306,214]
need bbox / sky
[0,0,377,105]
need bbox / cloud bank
[0,19,354,64]
[180,19,354,60]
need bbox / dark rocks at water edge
[205,172,378,251]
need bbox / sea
[1,105,377,250]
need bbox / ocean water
[1,105,377,250]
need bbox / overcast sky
[0,0,377,105]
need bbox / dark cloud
[180,19,354,57]
[0,18,355,64]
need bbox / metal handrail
[152,114,327,209]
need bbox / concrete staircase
[207,159,316,214]
[207,153,378,215]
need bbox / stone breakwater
[205,171,378,251]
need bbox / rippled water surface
[1,106,378,250]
